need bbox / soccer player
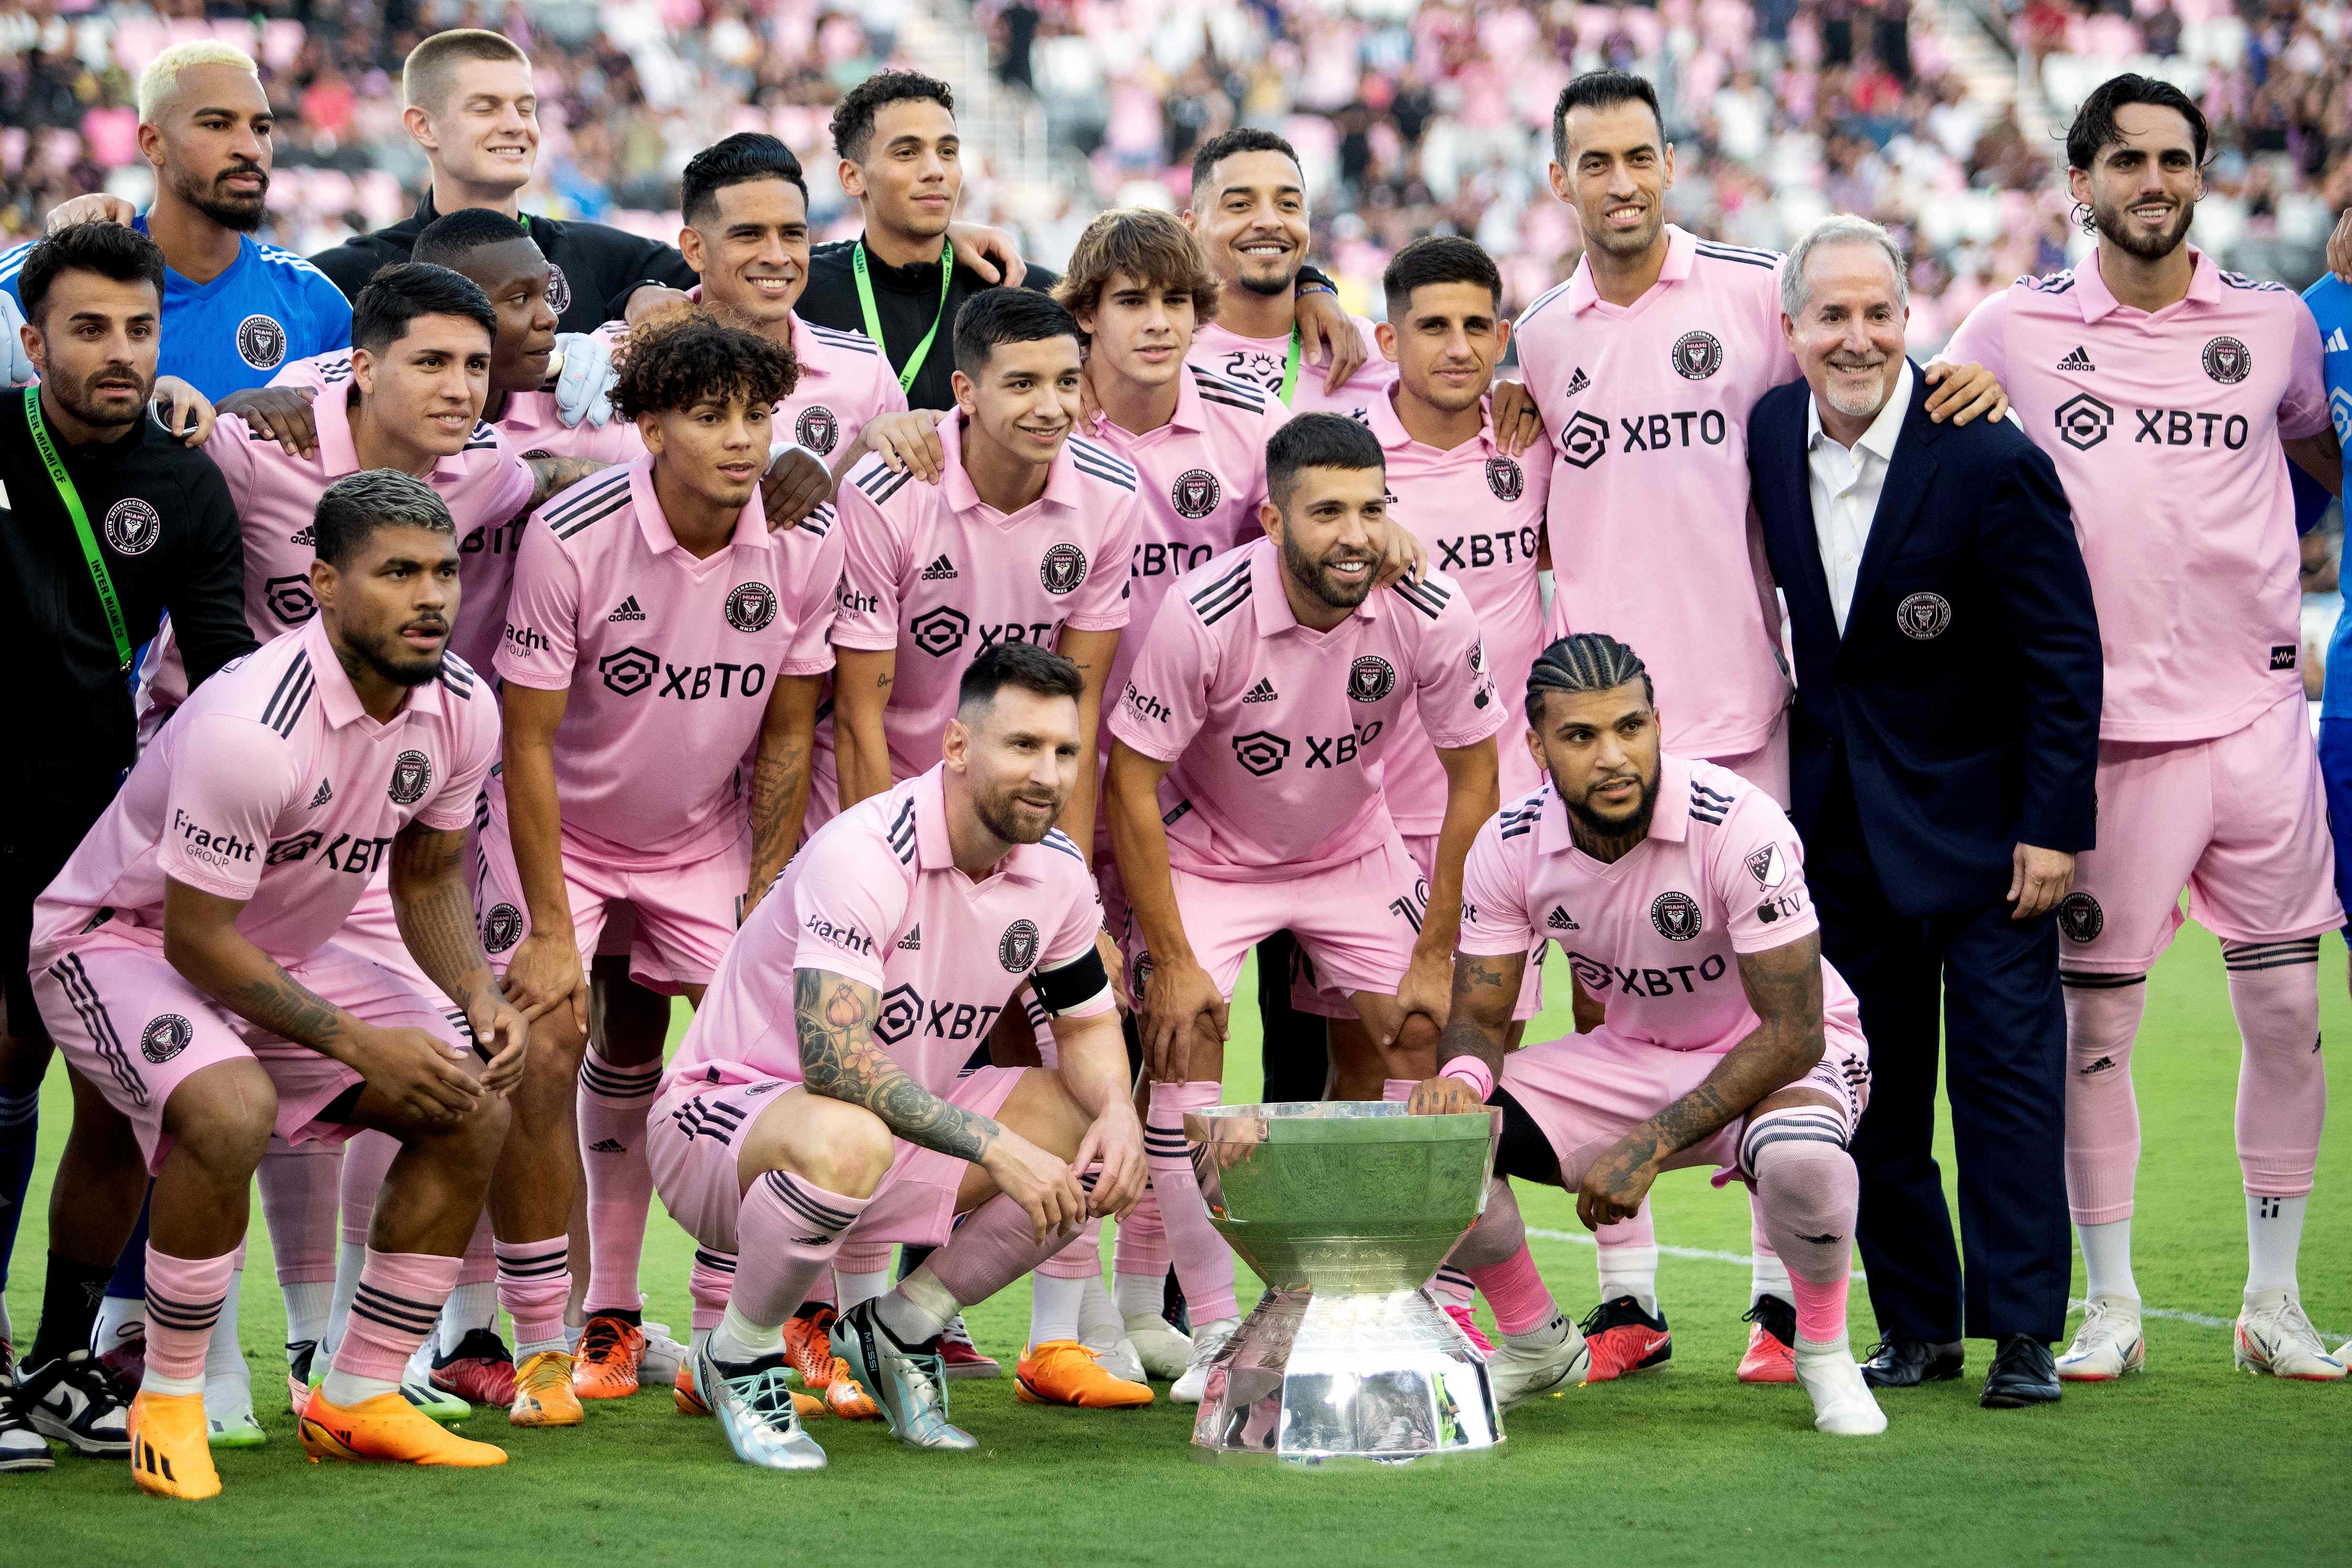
[1417,632,1884,1437]
[1104,412,1506,1397]
[648,641,1147,1469]
[1942,73,2347,1382]
[473,317,842,1419]
[27,469,526,1498]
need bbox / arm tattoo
[1616,936,1825,1166]
[795,968,1002,1162]
[748,728,811,887]
[525,454,611,510]
[1437,950,1522,1075]
[224,964,349,1054]
[389,822,497,1007]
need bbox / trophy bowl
[1180,1101,1504,1466]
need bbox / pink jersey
[1189,314,1395,419]
[493,457,843,870]
[664,764,1112,1098]
[33,615,498,968]
[1107,536,1506,881]
[826,414,1141,782]
[1363,385,1549,835]
[1941,245,2330,743]
[776,312,910,461]
[1514,225,1795,757]
[1456,757,1859,1053]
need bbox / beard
[1279,526,1375,612]
[1560,765,1661,848]
[174,163,268,231]
[53,363,154,431]
[1235,263,1298,298]
[972,778,1061,845]
[1822,360,1893,419]
[2091,192,2193,262]
[343,621,446,689]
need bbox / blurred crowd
[1,0,2349,349]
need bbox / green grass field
[8,922,2345,1564]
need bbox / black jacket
[795,236,1060,414]
[1748,362,2103,917]
[308,191,700,334]
[0,392,255,794]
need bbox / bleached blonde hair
[136,40,261,123]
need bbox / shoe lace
[520,1353,570,1391]
[1742,1296,1796,1341]
[67,1353,131,1407]
[731,1362,804,1427]
[2266,1297,2326,1353]
[579,1318,628,1363]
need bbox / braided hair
[1525,632,1654,728]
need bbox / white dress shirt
[1805,359,1913,634]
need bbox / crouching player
[648,644,1148,1469]
[1412,633,1884,1436]
[27,471,525,1497]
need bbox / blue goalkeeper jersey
[2302,274,2352,722]
[0,216,351,400]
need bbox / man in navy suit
[1747,215,2102,1409]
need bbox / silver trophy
[1181,1100,1504,1465]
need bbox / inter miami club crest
[2202,336,2251,385]
[1650,890,1703,942]
[1671,330,1724,381]
[1896,591,1951,640]
[2057,891,2105,944]
[1039,543,1089,595]
[796,405,840,454]
[726,581,779,633]
[103,497,162,556]
[387,749,433,805]
[236,313,287,370]
[482,903,524,955]
[141,1014,193,1064]
[1484,456,1524,502]
[545,264,574,317]
[1130,949,1155,1004]
[999,919,1041,973]
[1347,655,1397,704]
[1171,469,1222,520]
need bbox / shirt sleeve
[493,517,582,691]
[2278,297,2332,441]
[1033,863,1114,1017]
[480,446,535,527]
[787,830,912,991]
[829,464,910,652]
[1940,290,2011,384]
[600,236,700,321]
[777,507,846,677]
[168,458,260,688]
[200,412,259,506]
[1412,586,1510,750]
[418,687,502,832]
[1104,596,1216,762]
[1710,788,1820,953]
[1454,814,1535,956]
[157,714,303,900]
[1063,489,1139,633]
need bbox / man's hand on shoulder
[46,194,136,233]
[1922,359,2008,427]
[217,385,320,458]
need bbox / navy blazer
[1748,362,2102,918]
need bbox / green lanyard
[1278,327,1302,406]
[853,238,954,396]
[25,387,131,671]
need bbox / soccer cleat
[205,1391,267,1450]
[572,1314,647,1400]
[1737,1295,1798,1384]
[1487,1317,1591,1409]
[830,1301,977,1450]
[431,1328,518,1407]
[936,1313,999,1380]
[0,1391,53,1472]
[639,1320,688,1388]
[17,1350,132,1457]
[2234,1288,2346,1380]
[1793,1345,1887,1436]
[1443,1302,1495,1357]
[694,1342,826,1471]
[97,1324,145,1391]
[1015,1341,1154,1408]
[285,1341,318,1416]
[298,1388,508,1467]
[783,1307,881,1419]
[673,1355,709,1416]
[396,1380,470,1424]
[1578,1295,1672,1382]
[1171,1316,1238,1405]
[2057,1293,2146,1381]
[509,1350,585,1425]
[1094,1336,1148,1385]
[1123,1314,1193,1381]
[127,1391,219,1500]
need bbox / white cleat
[1793,1343,1887,1435]
[1094,1336,1148,1385]
[640,1320,688,1387]
[2234,1288,2346,1381]
[1123,1315,1194,1381]
[2057,1293,2146,1382]
[1170,1317,1238,1405]
[1486,1316,1590,1410]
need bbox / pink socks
[578,1046,662,1316]
[333,1251,461,1390]
[1145,1081,1239,1323]
[2062,972,2147,1225]
[142,1246,236,1395]
[1742,1108,1859,1344]
[2223,939,2325,1200]
[495,1237,572,1358]
[689,1246,737,1334]
[730,1172,869,1330]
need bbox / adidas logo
[921,553,958,581]
[308,779,333,809]
[1546,906,1578,931]
[2329,327,2350,353]
[587,1138,627,1154]
[289,524,316,547]
[1562,367,1590,396]
[2078,1055,2114,1076]
[2056,346,2095,372]
[897,923,922,951]
[792,1236,831,1248]
[608,595,646,622]
[1243,678,1278,703]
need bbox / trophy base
[1188,1286,1503,1466]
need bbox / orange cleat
[673,1355,709,1416]
[1736,1296,1797,1384]
[127,1391,220,1501]
[298,1388,507,1467]
[572,1316,647,1401]
[784,1308,880,1420]
[509,1350,585,1426]
[1015,1341,1154,1409]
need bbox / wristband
[1438,1057,1494,1101]
[1295,264,1336,296]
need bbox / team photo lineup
[3,11,2352,1522]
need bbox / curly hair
[608,315,799,422]
[1053,207,1221,339]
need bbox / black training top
[0,393,255,793]
[307,190,701,334]
[795,236,1061,414]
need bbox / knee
[163,1062,277,1179]
[1748,1126,1857,1228]
[442,1089,513,1176]
[1450,1180,1521,1270]
[516,1014,587,1116]
[778,1107,895,1198]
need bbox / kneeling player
[648,645,1147,1469]
[1413,634,1883,1436]
[28,472,527,1497]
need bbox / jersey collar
[1363,380,1493,457]
[626,453,775,558]
[1538,751,1691,858]
[908,764,1048,884]
[131,213,254,300]
[1566,224,1696,316]
[314,386,486,485]
[2072,241,2221,323]
[298,613,448,731]
[939,416,1088,519]
[1248,534,1381,638]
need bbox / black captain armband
[1032,943,1111,1016]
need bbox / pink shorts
[1498,1014,1869,1187]
[474,814,749,994]
[2060,693,2344,973]
[32,933,471,1176]
[648,1066,1024,1251]
[1291,830,1546,1023]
